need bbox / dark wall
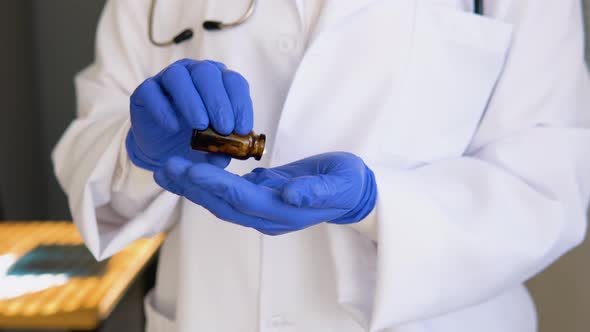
[586,0,590,59]
[0,0,105,220]
[0,1,41,220]
[31,0,106,219]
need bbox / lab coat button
[277,35,296,53]
[270,315,291,328]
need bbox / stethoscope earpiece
[203,21,223,31]
[173,29,194,44]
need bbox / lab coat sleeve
[358,0,590,329]
[52,0,180,261]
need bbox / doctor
[53,1,590,331]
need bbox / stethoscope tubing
[148,0,483,47]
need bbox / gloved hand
[126,58,253,171]
[154,152,377,235]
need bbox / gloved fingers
[186,163,347,225]
[188,61,235,135]
[186,163,261,215]
[266,152,366,179]
[157,155,231,191]
[157,157,194,195]
[154,157,257,227]
[154,168,185,196]
[247,156,325,181]
[181,185,293,234]
[169,58,197,68]
[252,220,297,236]
[131,78,179,132]
[205,153,232,168]
[182,184,255,226]
[163,58,225,71]
[281,174,362,209]
[205,59,227,70]
[159,63,209,130]
[222,70,253,135]
[181,150,231,169]
[242,167,289,191]
[153,156,194,195]
[153,151,230,197]
[166,156,194,175]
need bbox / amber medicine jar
[191,128,266,160]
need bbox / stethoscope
[149,0,484,47]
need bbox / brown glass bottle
[191,128,266,160]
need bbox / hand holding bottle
[126,59,254,171]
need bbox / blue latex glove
[154,152,377,235]
[126,59,253,171]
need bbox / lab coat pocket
[381,2,513,166]
[144,290,177,332]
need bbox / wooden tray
[0,221,164,330]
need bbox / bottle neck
[251,134,266,160]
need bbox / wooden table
[0,221,164,331]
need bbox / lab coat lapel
[271,0,513,168]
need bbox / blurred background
[0,1,589,332]
[0,2,150,332]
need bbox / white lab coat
[52,0,590,331]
